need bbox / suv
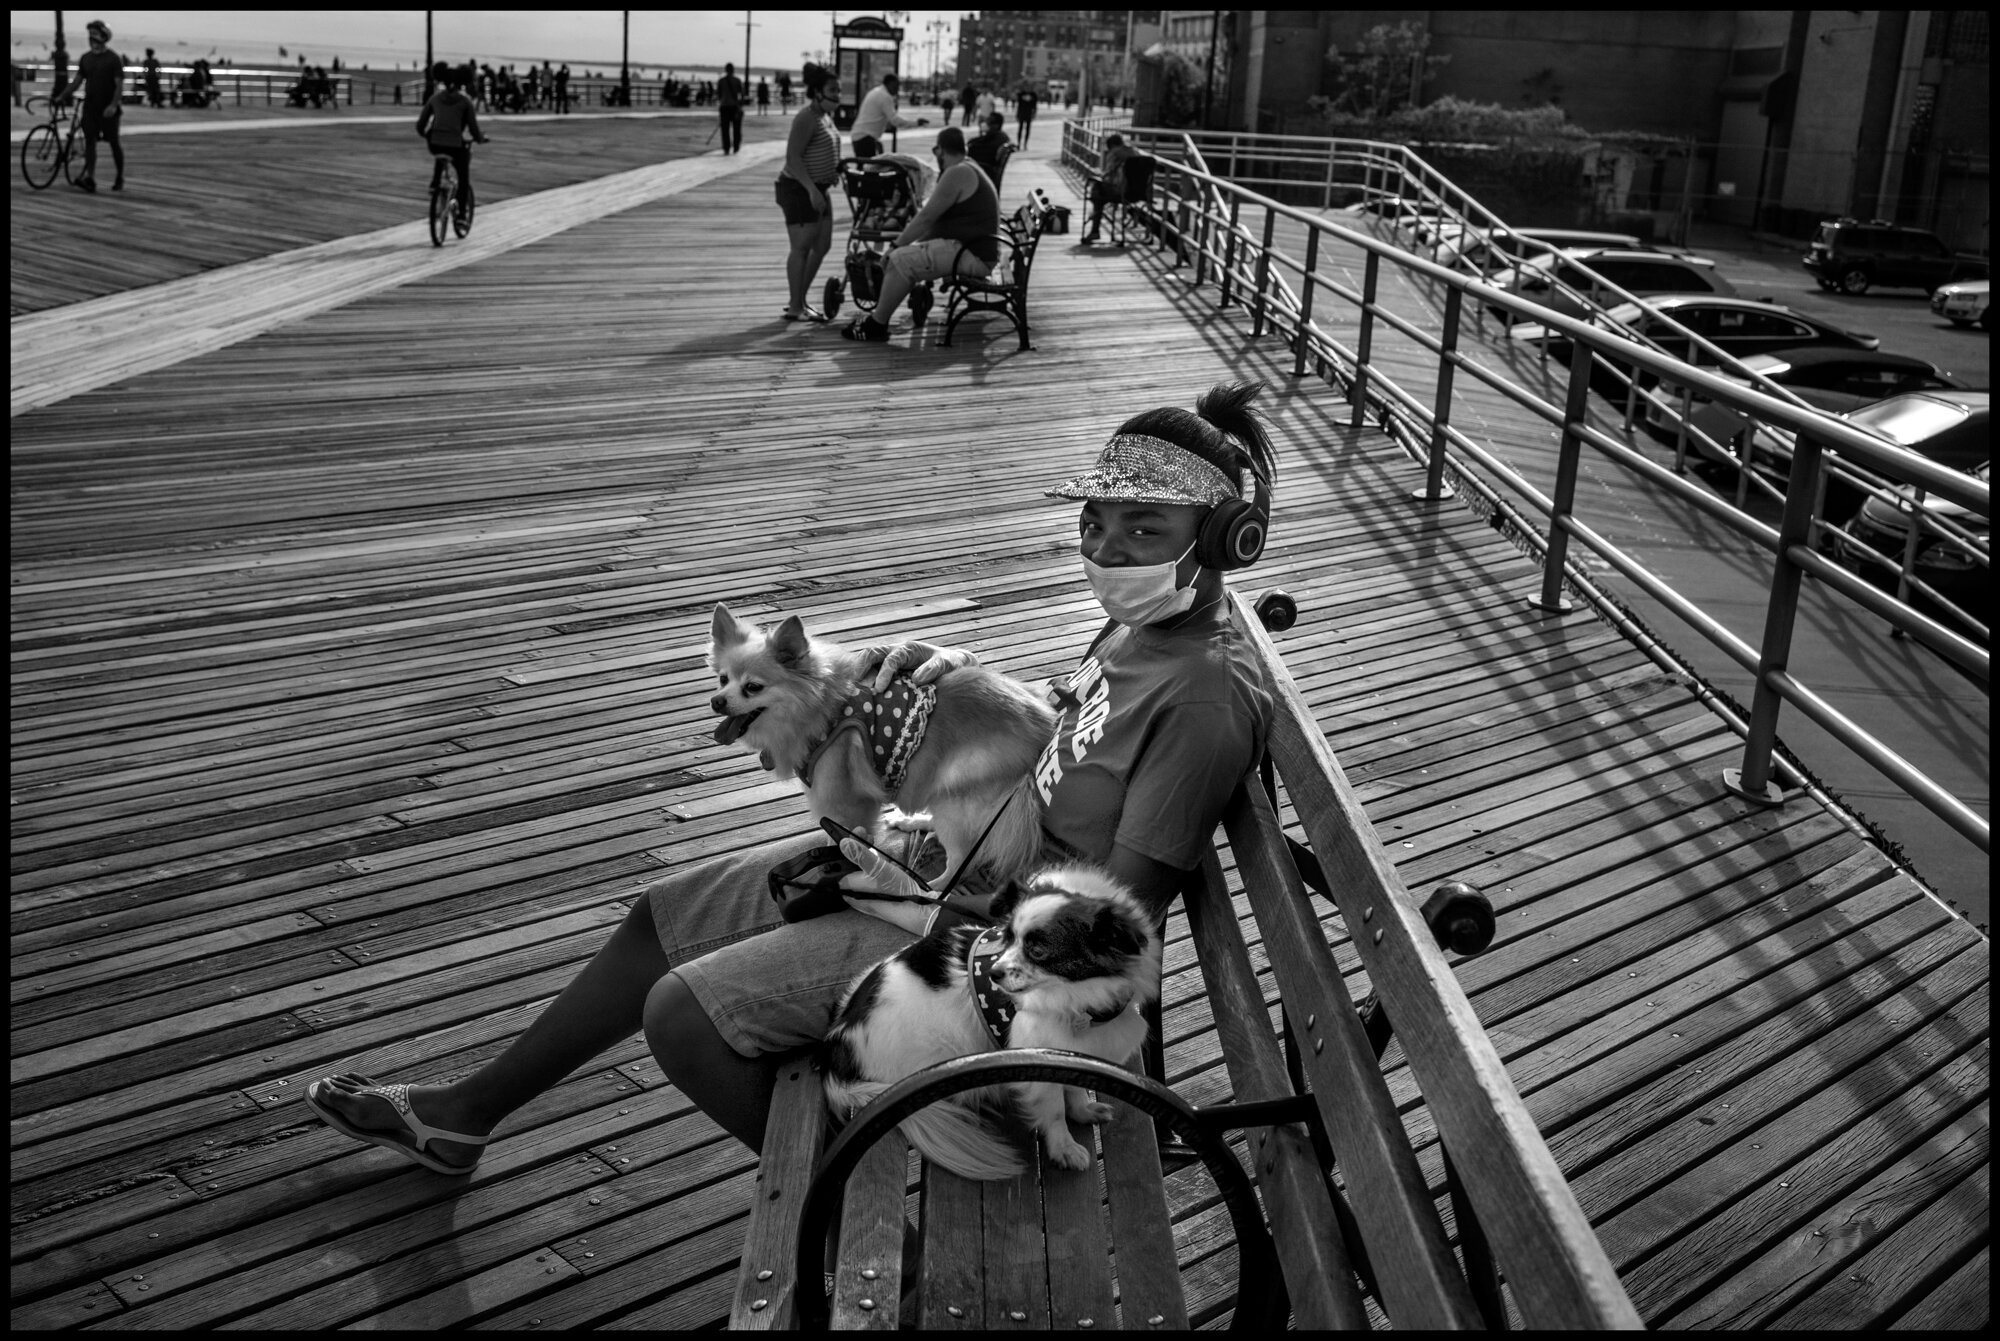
[1802,218,1989,296]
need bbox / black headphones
[1195,452,1272,570]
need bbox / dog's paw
[1043,1134,1092,1170]
[1067,1097,1115,1126]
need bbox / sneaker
[112,179,125,191]
[840,319,889,343]
[74,176,97,193]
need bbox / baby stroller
[822,155,938,326]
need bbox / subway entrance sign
[831,14,904,131]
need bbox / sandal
[305,1075,488,1174]
[783,305,829,324]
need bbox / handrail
[1060,125,1988,854]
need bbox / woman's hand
[837,839,933,934]
[861,641,978,692]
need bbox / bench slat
[1098,1097,1190,1329]
[1189,849,1369,1329]
[984,1167,1053,1327]
[828,1132,907,1329]
[1041,1123,1118,1330]
[729,1055,824,1329]
[1223,780,1485,1328]
[918,1164,986,1328]
[1234,592,1644,1329]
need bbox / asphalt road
[1583,225,1990,932]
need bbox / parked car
[1930,278,1992,330]
[1645,348,1966,448]
[1510,295,1880,397]
[1434,226,1667,272]
[1801,218,1989,296]
[1491,247,1736,323]
[1744,390,1990,525]
[1835,459,1989,631]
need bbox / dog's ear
[770,615,811,667]
[990,878,1025,924]
[711,603,751,647]
[1092,902,1147,958]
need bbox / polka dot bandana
[1046,433,1239,507]
[833,677,938,794]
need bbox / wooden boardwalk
[9,127,1990,1329]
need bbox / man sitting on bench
[1080,132,1135,245]
[841,127,1000,344]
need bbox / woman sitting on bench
[306,383,1284,1190]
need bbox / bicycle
[20,96,84,191]
[426,137,488,247]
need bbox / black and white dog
[821,866,1163,1179]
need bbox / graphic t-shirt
[1033,597,1273,902]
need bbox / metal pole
[1252,208,1275,337]
[1727,433,1823,804]
[1530,338,1594,614]
[1220,195,1241,307]
[1415,286,1462,503]
[1293,228,1319,378]
[1350,250,1380,429]
[1202,9,1220,130]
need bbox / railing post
[1220,195,1242,307]
[1252,207,1276,337]
[1413,286,1462,503]
[1894,485,1927,610]
[1293,229,1320,378]
[1528,337,1594,614]
[1194,193,1211,287]
[1725,434,1825,806]
[1350,250,1380,429]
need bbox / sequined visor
[1045,433,1238,506]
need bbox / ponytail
[1114,380,1277,495]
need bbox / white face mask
[1084,540,1199,626]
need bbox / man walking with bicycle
[417,63,488,225]
[55,19,123,192]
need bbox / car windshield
[1846,397,1969,446]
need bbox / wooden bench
[935,195,1048,352]
[729,590,1644,1330]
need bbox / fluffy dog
[820,865,1164,1179]
[706,603,1056,890]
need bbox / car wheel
[1836,267,1871,296]
[1948,317,1974,328]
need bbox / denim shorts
[650,832,924,1057]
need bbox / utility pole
[620,10,630,105]
[52,10,68,92]
[740,11,760,78]
[1202,9,1221,130]
[424,10,431,76]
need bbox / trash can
[1045,205,1071,235]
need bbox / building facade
[956,9,1158,104]
[1222,9,1988,250]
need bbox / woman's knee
[642,970,710,1057]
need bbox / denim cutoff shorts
[651,831,925,1057]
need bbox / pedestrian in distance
[849,70,926,160]
[55,19,124,192]
[1015,84,1038,149]
[958,81,976,129]
[841,126,999,344]
[774,63,844,323]
[756,76,770,115]
[555,63,570,114]
[716,61,745,154]
[142,47,163,108]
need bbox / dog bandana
[796,676,938,794]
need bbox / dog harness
[796,677,938,794]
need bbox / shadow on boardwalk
[9,130,1989,1329]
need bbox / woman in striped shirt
[776,64,844,322]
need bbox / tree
[1322,21,1450,121]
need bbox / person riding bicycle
[55,19,124,193]
[416,62,487,221]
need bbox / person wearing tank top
[841,126,1000,343]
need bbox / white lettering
[1033,736,1064,804]
[1072,681,1111,758]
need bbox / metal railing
[1060,121,1989,855]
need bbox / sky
[9,9,976,78]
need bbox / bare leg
[785,220,818,311]
[314,897,669,1166]
[644,973,785,1152]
